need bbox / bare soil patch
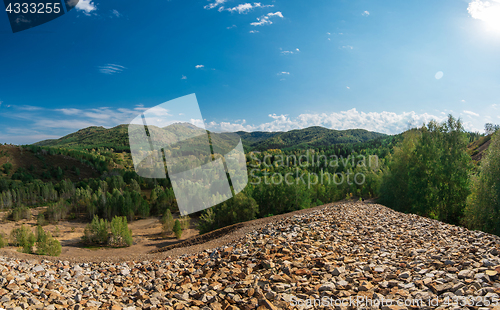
[0,199,369,263]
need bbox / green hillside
[35,124,387,152]
[238,126,387,151]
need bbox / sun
[468,0,500,33]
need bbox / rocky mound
[1,202,499,310]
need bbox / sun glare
[468,0,500,33]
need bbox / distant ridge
[34,124,388,151]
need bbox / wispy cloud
[249,30,259,33]
[362,11,370,16]
[98,64,126,75]
[111,9,122,18]
[204,0,229,10]
[195,65,205,69]
[225,2,274,14]
[463,110,480,117]
[342,45,354,50]
[280,48,300,55]
[12,105,43,111]
[277,72,290,75]
[227,25,237,29]
[251,11,284,26]
[76,0,97,15]
[181,75,187,80]
[0,104,165,144]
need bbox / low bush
[82,216,109,245]
[10,225,35,253]
[35,225,61,256]
[109,216,133,247]
[11,206,31,221]
[83,215,133,247]
[2,163,12,174]
[0,233,6,248]
[37,212,47,226]
[180,215,190,230]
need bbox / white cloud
[35,119,96,129]
[98,64,126,75]
[227,25,237,29]
[342,45,354,49]
[249,30,259,33]
[277,72,290,75]
[346,86,350,89]
[0,133,61,145]
[195,65,205,69]
[468,0,500,32]
[206,109,450,134]
[251,11,284,26]
[76,0,97,15]
[226,2,274,14]
[111,9,121,17]
[281,48,300,55]
[463,110,480,117]
[181,75,187,80]
[362,11,370,16]
[204,0,229,10]
[461,99,466,102]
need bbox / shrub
[10,225,35,253]
[37,212,47,226]
[0,233,6,248]
[161,209,174,235]
[180,215,191,230]
[2,163,13,174]
[35,225,61,256]
[173,220,182,239]
[109,216,133,247]
[11,206,31,221]
[82,216,109,244]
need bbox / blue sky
[0,0,499,144]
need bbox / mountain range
[34,124,387,152]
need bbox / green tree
[379,116,471,224]
[109,216,133,247]
[173,220,182,239]
[161,209,174,235]
[465,131,500,235]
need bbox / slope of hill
[468,134,492,163]
[241,126,387,151]
[0,145,98,182]
[34,125,130,152]
[35,124,387,152]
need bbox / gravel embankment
[1,202,499,310]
